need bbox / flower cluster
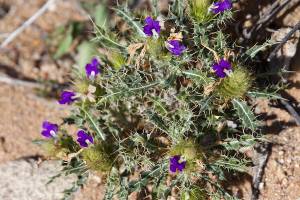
[143,17,186,56]
[42,58,100,147]
[37,1,268,199]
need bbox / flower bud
[82,144,113,172]
[170,140,201,160]
[217,67,252,99]
[110,52,126,70]
[74,80,89,94]
[189,0,212,23]
[181,186,207,200]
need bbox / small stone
[282,178,288,186]
[0,159,76,200]
[278,159,285,165]
[259,182,264,190]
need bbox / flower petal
[41,130,52,138]
[169,164,177,173]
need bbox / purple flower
[58,91,76,105]
[212,59,232,78]
[85,58,101,79]
[211,0,232,14]
[41,121,58,138]
[143,16,161,37]
[167,40,186,56]
[77,130,94,148]
[169,155,186,173]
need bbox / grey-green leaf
[81,108,106,140]
[112,7,146,38]
[232,99,258,131]
[247,91,285,100]
[54,32,73,59]
[245,40,275,58]
[94,4,108,29]
[76,41,98,76]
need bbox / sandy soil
[0,0,86,83]
[0,83,69,163]
[260,127,300,200]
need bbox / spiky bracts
[36,0,275,199]
[189,0,212,23]
[218,67,252,99]
[82,144,113,172]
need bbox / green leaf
[54,30,73,59]
[81,108,106,140]
[112,7,146,38]
[94,4,108,29]
[245,40,275,58]
[32,139,46,145]
[147,112,169,134]
[232,99,258,131]
[247,91,285,100]
[182,70,211,85]
[104,167,119,200]
[213,156,249,172]
[128,163,167,193]
[76,42,98,76]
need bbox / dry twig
[0,74,43,88]
[280,99,300,125]
[251,143,272,200]
[268,21,300,61]
[0,0,56,49]
[244,0,295,39]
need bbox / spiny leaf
[232,99,258,131]
[182,70,211,84]
[247,91,285,100]
[213,156,249,172]
[245,40,275,58]
[112,7,146,38]
[128,163,167,193]
[92,20,126,50]
[54,30,73,59]
[94,3,108,29]
[118,177,129,200]
[76,42,98,76]
[81,108,106,140]
[104,167,119,200]
[147,112,169,134]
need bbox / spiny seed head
[217,67,252,99]
[74,80,90,94]
[42,135,79,159]
[169,140,202,161]
[82,144,113,172]
[189,0,212,23]
[42,140,68,159]
[147,38,171,60]
[169,140,204,173]
[181,186,207,200]
[110,52,126,70]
